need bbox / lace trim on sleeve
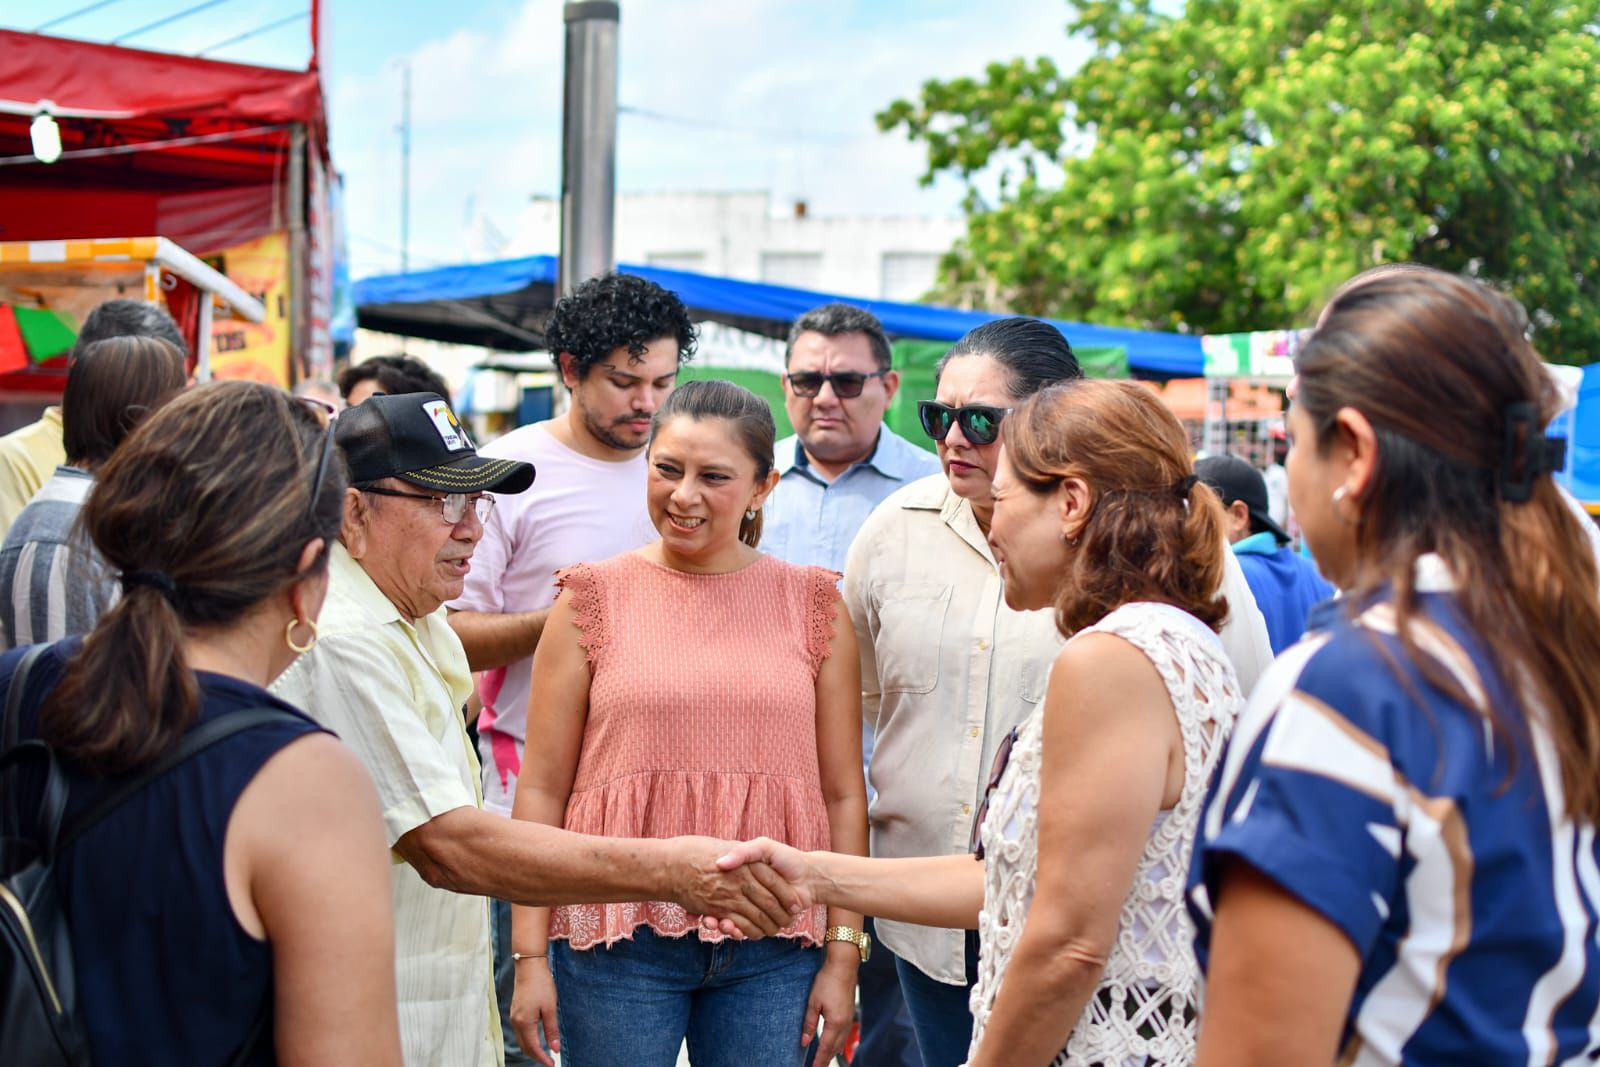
[804,567,843,674]
[554,563,607,663]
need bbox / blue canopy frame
[353,254,1205,378]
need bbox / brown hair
[650,378,776,548]
[62,336,187,467]
[1299,268,1600,819]
[42,382,346,776]
[1005,379,1229,636]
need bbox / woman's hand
[509,957,560,1067]
[804,942,860,1063]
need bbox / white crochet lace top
[966,601,1242,1067]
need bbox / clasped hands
[667,835,817,938]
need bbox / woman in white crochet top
[716,379,1246,1066]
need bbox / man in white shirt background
[763,302,936,1067]
[446,271,698,1064]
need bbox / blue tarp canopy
[1566,364,1600,507]
[353,254,1205,378]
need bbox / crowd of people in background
[5,260,1600,1067]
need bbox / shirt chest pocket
[873,582,952,695]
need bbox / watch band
[824,924,872,962]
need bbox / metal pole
[400,60,411,274]
[559,1,619,297]
[287,124,307,383]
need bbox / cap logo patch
[423,399,472,451]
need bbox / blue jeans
[894,931,980,1067]
[855,918,921,1067]
[551,926,823,1067]
[491,898,541,1065]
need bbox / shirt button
[969,727,980,738]
[961,803,972,816]
[977,639,989,651]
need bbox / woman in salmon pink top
[510,378,869,1067]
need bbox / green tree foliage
[878,0,1600,363]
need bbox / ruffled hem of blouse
[551,769,833,950]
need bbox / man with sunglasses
[764,303,938,572]
[274,393,804,1067]
[764,303,936,1067]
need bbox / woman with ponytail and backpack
[1,382,399,1065]
[1189,269,1600,1064]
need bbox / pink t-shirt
[448,421,657,815]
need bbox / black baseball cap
[336,392,535,494]
[1194,454,1287,543]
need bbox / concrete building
[503,189,966,302]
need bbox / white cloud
[329,0,1086,277]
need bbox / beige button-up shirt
[844,473,1270,984]
[273,543,502,1067]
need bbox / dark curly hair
[338,354,451,406]
[544,272,697,379]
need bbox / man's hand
[662,836,811,938]
[700,837,820,938]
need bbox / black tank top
[4,640,326,1065]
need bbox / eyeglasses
[358,485,495,525]
[784,370,889,399]
[968,725,1020,861]
[919,401,1012,446]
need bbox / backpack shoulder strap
[2,645,51,842]
[55,707,310,856]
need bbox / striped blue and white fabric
[1189,553,1600,1065]
[0,465,118,650]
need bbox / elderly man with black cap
[274,393,805,1067]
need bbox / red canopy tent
[0,18,333,395]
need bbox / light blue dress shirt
[761,425,941,573]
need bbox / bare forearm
[966,924,1105,1067]
[811,852,983,929]
[447,608,550,672]
[398,808,672,905]
[824,793,868,933]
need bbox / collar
[777,426,927,483]
[895,474,994,563]
[1413,552,1455,593]
[328,540,404,627]
[1232,531,1281,557]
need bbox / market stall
[0,236,266,401]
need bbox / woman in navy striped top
[1189,267,1600,1065]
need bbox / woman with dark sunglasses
[721,379,1247,1066]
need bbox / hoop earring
[286,617,319,654]
[745,508,757,521]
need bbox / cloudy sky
[11,1,1087,277]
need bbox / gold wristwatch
[824,924,872,963]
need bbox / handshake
[665,835,823,938]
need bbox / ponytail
[43,582,200,775]
[39,381,346,777]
